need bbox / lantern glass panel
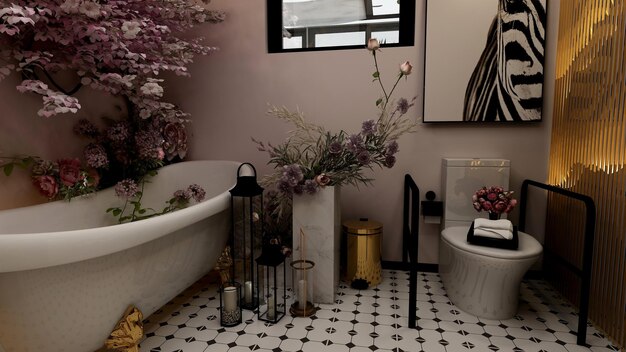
[231,194,263,309]
[256,253,286,323]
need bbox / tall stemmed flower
[368,38,413,111]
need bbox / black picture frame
[422,0,549,124]
[267,0,416,53]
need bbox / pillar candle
[298,279,307,309]
[244,281,252,304]
[267,295,275,320]
[223,286,237,312]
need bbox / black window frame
[267,0,416,53]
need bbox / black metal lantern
[256,248,287,323]
[229,162,264,310]
[219,281,242,327]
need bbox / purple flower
[73,119,99,137]
[397,98,410,114]
[384,155,396,168]
[361,119,377,136]
[135,128,164,160]
[277,179,293,195]
[303,179,319,194]
[357,151,371,165]
[329,141,343,154]
[107,121,130,143]
[187,184,206,202]
[293,184,304,195]
[385,140,399,155]
[282,164,303,187]
[174,189,192,201]
[115,179,139,199]
[346,134,363,153]
[84,143,108,168]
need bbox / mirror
[267,0,416,53]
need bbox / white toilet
[439,158,543,320]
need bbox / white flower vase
[292,186,341,304]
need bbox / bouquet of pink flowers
[472,186,517,216]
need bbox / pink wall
[0,0,560,263]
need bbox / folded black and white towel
[473,218,514,240]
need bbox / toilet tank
[442,158,510,229]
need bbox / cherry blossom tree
[0,0,224,197]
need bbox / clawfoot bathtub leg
[103,305,144,352]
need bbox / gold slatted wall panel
[548,0,626,347]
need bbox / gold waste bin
[343,219,382,288]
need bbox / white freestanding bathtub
[0,160,239,352]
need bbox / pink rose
[494,200,507,212]
[314,173,331,187]
[163,122,188,161]
[505,199,518,213]
[487,192,497,201]
[33,175,58,199]
[481,202,492,211]
[58,158,83,186]
[400,61,413,75]
[367,38,380,51]
[473,202,481,211]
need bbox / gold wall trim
[549,0,626,347]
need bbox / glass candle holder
[289,259,316,317]
[219,281,242,327]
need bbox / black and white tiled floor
[140,270,621,352]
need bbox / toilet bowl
[439,226,543,320]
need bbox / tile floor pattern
[141,270,621,352]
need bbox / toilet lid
[442,226,543,260]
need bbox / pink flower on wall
[58,158,83,186]
[33,175,59,199]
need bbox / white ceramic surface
[439,226,542,320]
[292,186,341,304]
[0,160,239,352]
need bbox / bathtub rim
[0,160,240,273]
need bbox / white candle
[223,286,237,312]
[244,281,253,304]
[298,279,307,309]
[267,295,275,320]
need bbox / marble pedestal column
[292,186,341,304]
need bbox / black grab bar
[519,179,596,346]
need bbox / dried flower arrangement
[255,38,418,219]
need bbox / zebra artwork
[463,0,547,122]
